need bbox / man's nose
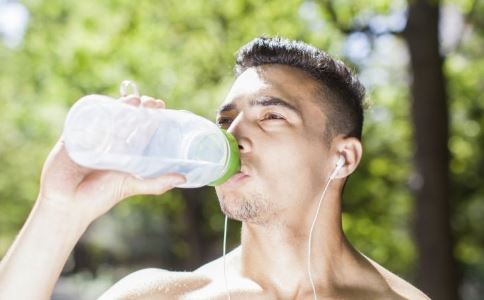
[227,112,252,153]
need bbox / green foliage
[0,0,482,296]
[446,5,484,285]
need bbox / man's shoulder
[365,256,431,300]
[98,248,244,300]
[98,268,211,300]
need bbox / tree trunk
[404,0,458,299]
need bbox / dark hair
[235,36,365,141]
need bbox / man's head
[235,36,365,142]
[215,36,365,224]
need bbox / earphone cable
[307,175,333,300]
[223,215,231,300]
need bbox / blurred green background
[0,0,482,299]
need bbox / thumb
[123,173,186,197]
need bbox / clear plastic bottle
[62,81,240,188]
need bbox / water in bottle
[62,81,240,188]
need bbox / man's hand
[38,95,186,224]
[0,94,185,300]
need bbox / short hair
[234,36,365,141]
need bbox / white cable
[223,215,231,300]
[307,173,335,300]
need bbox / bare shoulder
[98,248,249,300]
[98,268,211,300]
[364,256,431,300]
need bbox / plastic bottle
[62,81,240,188]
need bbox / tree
[1,0,483,298]
[404,0,457,298]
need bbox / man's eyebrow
[250,97,300,115]
[216,103,236,114]
[216,97,301,116]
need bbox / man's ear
[331,136,363,179]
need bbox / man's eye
[216,117,232,127]
[262,113,284,121]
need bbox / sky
[0,0,29,48]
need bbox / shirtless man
[0,36,430,299]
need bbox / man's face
[214,65,333,224]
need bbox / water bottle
[62,81,240,188]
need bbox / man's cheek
[263,149,305,177]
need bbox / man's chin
[215,177,253,204]
[215,185,271,224]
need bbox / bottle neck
[208,130,240,186]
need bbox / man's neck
[237,189,386,298]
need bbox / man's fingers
[120,95,141,106]
[118,95,166,109]
[123,173,186,197]
[140,95,166,109]
[157,99,166,109]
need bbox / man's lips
[222,171,250,188]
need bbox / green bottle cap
[209,129,241,186]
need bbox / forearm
[0,198,89,300]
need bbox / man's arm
[0,199,89,300]
[0,96,185,300]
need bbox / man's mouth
[222,168,250,188]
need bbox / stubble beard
[217,187,272,225]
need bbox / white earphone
[329,155,345,180]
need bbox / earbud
[330,155,345,179]
[336,155,345,168]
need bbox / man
[0,36,429,299]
